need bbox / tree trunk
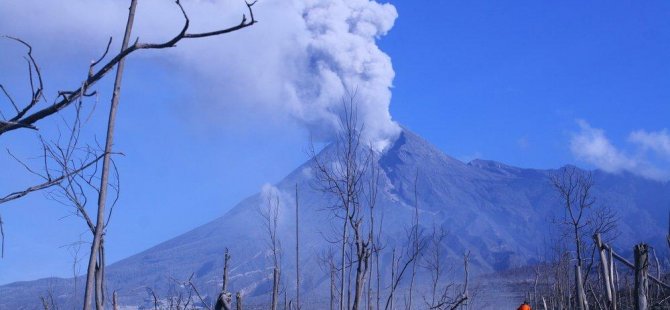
[82,1,136,309]
[295,184,300,310]
[340,211,348,310]
[236,292,243,310]
[331,265,336,310]
[94,259,102,309]
[594,233,615,310]
[352,240,368,310]
[575,264,588,310]
[112,291,118,310]
[609,248,618,308]
[389,248,396,310]
[217,249,233,310]
[223,248,230,292]
[634,244,649,310]
[271,267,280,310]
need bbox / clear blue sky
[1,0,669,284]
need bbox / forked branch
[0,0,257,136]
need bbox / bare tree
[0,0,257,138]
[215,249,232,310]
[407,171,420,309]
[260,191,282,310]
[422,225,451,309]
[10,92,119,309]
[1,0,258,308]
[548,166,619,310]
[84,2,138,307]
[317,248,339,310]
[384,223,427,310]
[551,166,595,310]
[311,95,376,310]
[295,184,301,310]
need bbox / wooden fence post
[594,233,615,310]
[634,243,649,310]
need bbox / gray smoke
[0,0,401,150]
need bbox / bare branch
[0,0,257,137]
[0,153,105,205]
[0,84,19,115]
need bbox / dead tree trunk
[609,248,618,308]
[236,292,243,310]
[408,172,419,309]
[342,193,353,310]
[223,248,230,292]
[295,184,301,310]
[575,264,588,310]
[594,233,615,310]
[272,267,280,310]
[83,1,137,309]
[634,244,649,310]
[216,249,233,310]
[331,264,336,310]
[351,229,370,310]
[389,248,396,310]
[112,291,118,310]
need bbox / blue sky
[1,0,670,284]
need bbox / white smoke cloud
[570,120,670,180]
[259,183,296,227]
[0,0,400,150]
[629,129,670,157]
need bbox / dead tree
[236,292,243,310]
[312,95,377,310]
[365,149,381,310]
[260,192,282,310]
[384,232,426,310]
[551,166,595,310]
[295,184,301,310]
[594,233,616,310]
[215,249,233,310]
[84,2,139,308]
[112,291,119,310]
[17,91,119,309]
[450,252,470,310]
[422,225,451,309]
[317,248,339,310]
[408,171,420,309]
[0,39,106,259]
[1,0,257,308]
[0,0,256,138]
[634,244,649,310]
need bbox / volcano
[2,128,669,309]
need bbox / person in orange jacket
[517,300,531,310]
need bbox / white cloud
[629,129,670,157]
[259,183,297,227]
[0,0,401,150]
[570,120,636,172]
[570,120,669,180]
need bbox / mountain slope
[2,128,669,308]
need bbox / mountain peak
[382,127,467,168]
[468,159,516,170]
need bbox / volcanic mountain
[2,128,669,308]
